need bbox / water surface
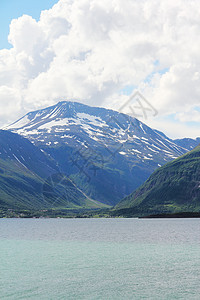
[0,218,200,299]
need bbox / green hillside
[0,159,105,210]
[0,130,106,211]
[0,157,43,209]
[114,145,200,216]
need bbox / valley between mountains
[0,101,199,217]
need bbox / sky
[0,0,58,49]
[0,0,200,139]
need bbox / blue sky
[0,0,58,49]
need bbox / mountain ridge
[5,101,199,205]
[115,144,200,216]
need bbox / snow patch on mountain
[5,101,198,171]
[8,116,30,129]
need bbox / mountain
[174,137,200,150]
[0,130,104,210]
[115,145,200,216]
[6,101,194,206]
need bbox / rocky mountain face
[6,101,197,206]
[0,130,103,210]
[115,145,200,217]
[174,137,200,150]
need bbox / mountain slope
[6,101,194,205]
[0,130,104,210]
[115,145,200,216]
[174,137,200,151]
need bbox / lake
[0,218,200,299]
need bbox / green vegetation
[0,131,107,211]
[0,208,112,218]
[114,145,200,217]
[140,212,200,218]
[1,130,200,218]
[0,158,44,210]
[0,160,109,211]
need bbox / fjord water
[1,218,200,299]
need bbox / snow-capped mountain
[174,137,200,151]
[6,101,196,205]
[7,101,189,161]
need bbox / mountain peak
[5,100,197,205]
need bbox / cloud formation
[0,0,200,137]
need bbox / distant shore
[140,212,200,218]
[1,209,200,219]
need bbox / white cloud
[0,86,22,125]
[0,0,200,138]
[145,117,200,139]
